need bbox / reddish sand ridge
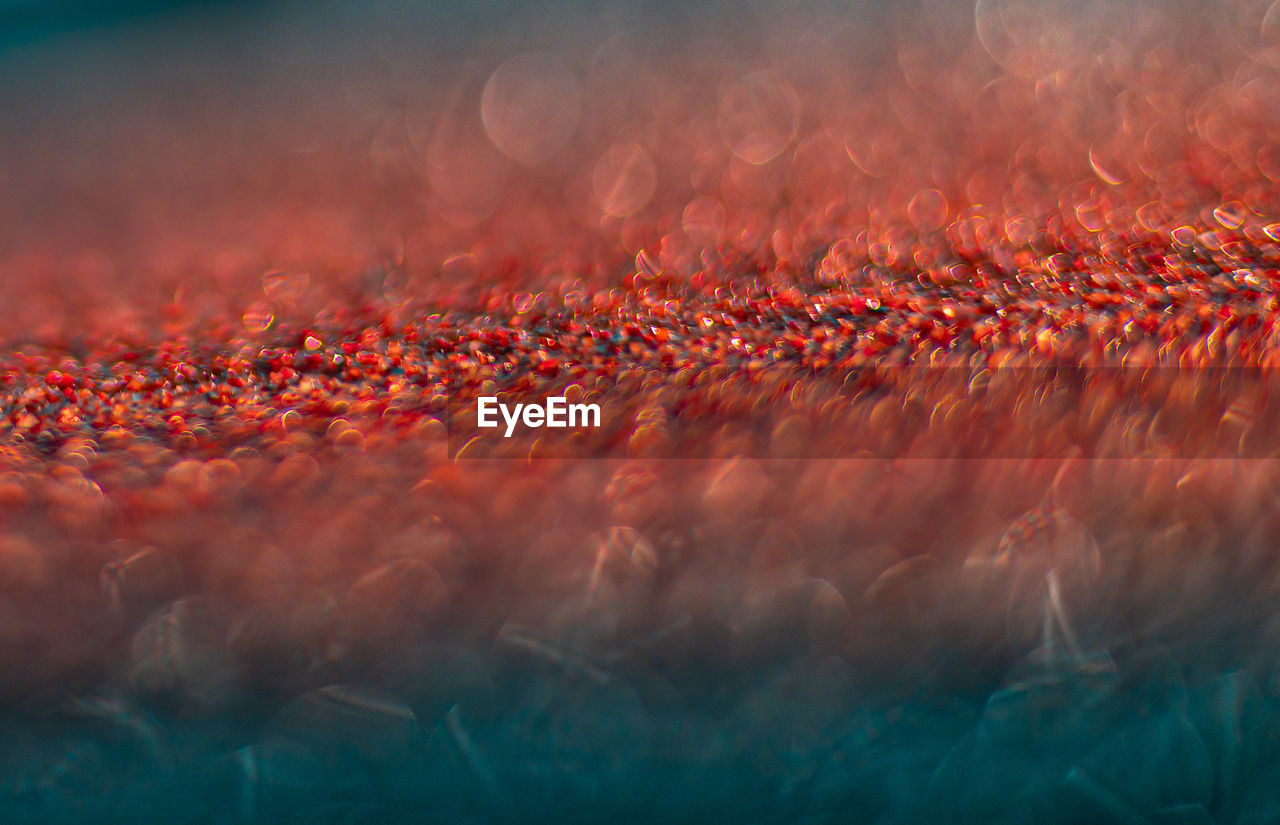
[4,8,1280,821]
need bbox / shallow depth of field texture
[8,1,1280,823]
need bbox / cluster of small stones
[8,210,1280,462]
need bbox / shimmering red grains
[2,3,1280,744]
